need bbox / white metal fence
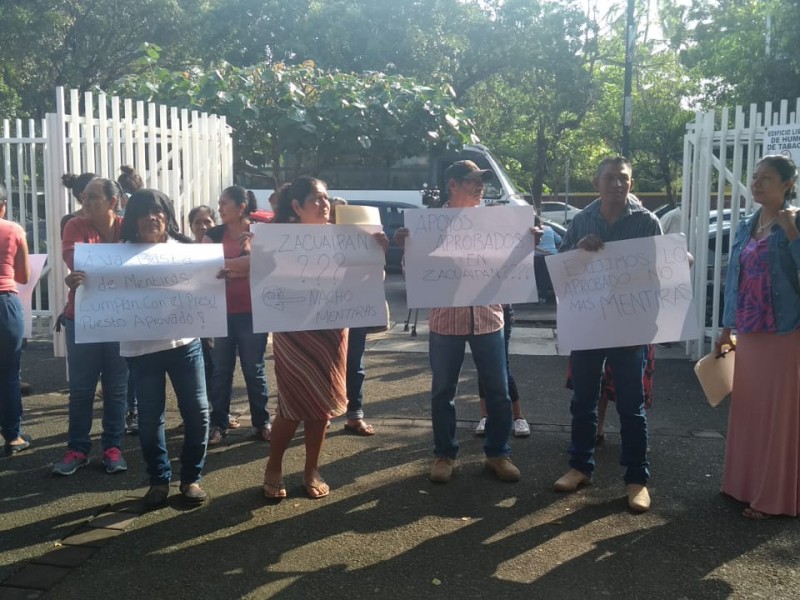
[682,97,800,359]
[2,87,233,355]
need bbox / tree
[0,0,207,117]
[114,60,477,184]
[667,0,800,106]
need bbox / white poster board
[249,223,387,332]
[545,234,699,352]
[73,243,227,343]
[16,254,47,337]
[403,206,538,308]
[765,124,800,166]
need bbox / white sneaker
[513,418,531,437]
[474,417,487,437]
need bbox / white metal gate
[682,97,800,359]
[1,87,233,355]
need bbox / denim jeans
[429,330,512,459]
[127,339,209,485]
[0,293,24,443]
[65,318,128,455]
[210,313,269,431]
[209,313,269,432]
[346,327,368,420]
[477,305,519,402]
[569,345,649,485]
[126,371,137,413]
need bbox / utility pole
[622,0,635,157]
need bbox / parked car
[539,201,581,225]
[346,200,417,271]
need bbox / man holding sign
[553,157,662,512]
[396,160,520,484]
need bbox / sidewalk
[2,335,798,599]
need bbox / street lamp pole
[622,0,635,157]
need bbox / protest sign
[403,206,538,308]
[765,124,800,165]
[73,243,227,343]
[249,223,387,332]
[16,254,47,337]
[545,233,699,352]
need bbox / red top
[62,216,123,319]
[222,226,253,314]
[0,219,26,293]
[249,209,275,223]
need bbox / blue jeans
[478,305,519,402]
[429,330,512,459]
[126,371,137,413]
[127,339,208,485]
[346,327,368,420]
[65,318,128,454]
[0,293,24,443]
[569,345,649,485]
[209,313,269,432]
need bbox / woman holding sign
[119,189,210,507]
[0,183,32,455]
[718,155,800,519]
[55,178,129,476]
[262,176,349,499]
[204,186,271,445]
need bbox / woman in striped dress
[262,176,349,500]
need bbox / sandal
[742,507,771,520]
[304,479,330,499]
[208,427,225,446]
[263,479,287,499]
[256,424,271,442]
[343,421,375,436]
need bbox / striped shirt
[429,305,504,336]
[559,195,662,253]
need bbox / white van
[240,144,528,209]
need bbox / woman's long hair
[121,189,191,243]
[274,176,326,224]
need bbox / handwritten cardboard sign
[16,254,47,337]
[249,223,387,332]
[73,242,227,343]
[545,233,699,352]
[403,206,538,308]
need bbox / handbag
[694,345,735,407]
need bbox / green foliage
[674,0,800,106]
[115,58,476,183]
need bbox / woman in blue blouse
[717,154,800,519]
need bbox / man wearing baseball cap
[394,158,520,485]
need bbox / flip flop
[742,507,771,520]
[263,479,287,499]
[343,421,375,436]
[304,479,330,499]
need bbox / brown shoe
[429,458,455,483]
[553,468,592,492]
[626,484,651,512]
[484,457,520,482]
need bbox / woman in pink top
[53,178,129,476]
[203,186,271,444]
[0,183,31,454]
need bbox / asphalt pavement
[1,273,798,599]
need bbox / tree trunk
[531,117,548,209]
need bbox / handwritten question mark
[332,252,345,282]
[316,254,330,286]
[297,255,309,283]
